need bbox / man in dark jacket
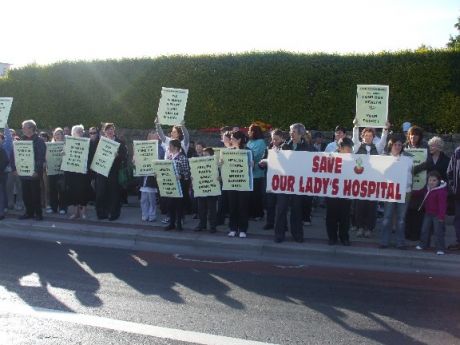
[14,120,46,220]
[274,123,314,243]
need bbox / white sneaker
[436,251,445,255]
[415,245,423,250]
[303,221,311,226]
[239,232,247,238]
[45,207,53,214]
[228,231,236,237]
[59,210,66,215]
[356,228,364,237]
[161,217,170,224]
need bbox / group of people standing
[1,117,459,256]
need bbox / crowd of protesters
[1,116,459,256]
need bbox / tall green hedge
[1,51,459,132]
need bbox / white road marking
[173,254,252,264]
[274,265,305,269]
[0,301,279,345]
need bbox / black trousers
[274,194,304,242]
[326,198,351,242]
[48,175,66,212]
[167,179,188,227]
[265,192,277,226]
[22,178,42,217]
[249,177,265,218]
[228,190,250,233]
[197,196,218,229]
[95,174,121,220]
[216,189,229,225]
[354,199,377,231]
[303,195,313,222]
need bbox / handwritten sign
[61,136,90,174]
[212,147,223,168]
[13,141,35,176]
[267,151,411,203]
[90,136,120,177]
[0,97,13,128]
[220,149,253,191]
[189,156,221,197]
[153,160,182,198]
[405,148,427,190]
[356,85,389,128]
[133,140,159,177]
[46,142,65,176]
[157,87,189,126]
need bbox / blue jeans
[380,201,407,247]
[420,213,445,251]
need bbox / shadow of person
[0,238,102,311]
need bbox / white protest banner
[0,97,13,128]
[153,160,182,198]
[356,85,389,128]
[90,136,120,177]
[405,148,427,190]
[133,140,158,177]
[157,87,189,126]
[220,149,253,191]
[189,156,221,197]
[46,142,65,176]
[267,151,410,203]
[13,141,34,176]
[61,136,90,174]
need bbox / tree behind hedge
[1,51,459,133]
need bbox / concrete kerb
[1,216,460,274]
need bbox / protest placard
[405,148,427,190]
[90,136,120,177]
[356,85,389,128]
[133,140,158,177]
[61,136,90,174]
[266,151,411,203]
[220,149,253,191]
[0,97,13,128]
[45,142,64,176]
[153,160,182,198]
[157,87,189,126]
[13,141,34,176]
[189,156,221,197]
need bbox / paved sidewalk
[1,199,459,274]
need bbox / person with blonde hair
[47,127,67,215]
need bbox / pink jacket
[416,181,448,221]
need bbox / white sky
[2,0,459,67]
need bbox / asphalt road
[0,237,459,345]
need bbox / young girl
[138,131,159,222]
[165,139,190,231]
[415,170,448,255]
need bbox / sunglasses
[89,132,97,135]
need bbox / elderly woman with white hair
[415,136,450,182]
[64,124,94,220]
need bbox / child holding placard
[165,139,190,231]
